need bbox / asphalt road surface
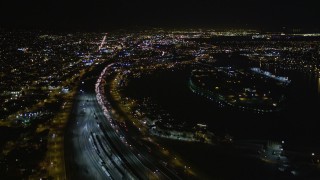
[65,67,182,180]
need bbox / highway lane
[68,91,138,180]
[84,94,135,179]
[87,92,153,180]
[65,72,140,180]
[65,93,110,180]
[95,64,184,179]
[79,71,168,179]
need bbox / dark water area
[126,56,320,151]
[159,139,281,180]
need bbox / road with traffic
[65,64,182,179]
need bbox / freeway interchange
[64,63,182,180]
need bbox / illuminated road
[65,91,115,179]
[65,74,137,179]
[98,34,107,51]
[65,62,184,179]
[65,75,158,180]
[95,64,183,179]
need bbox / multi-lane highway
[65,64,182,180]
[65,70,136,179]
[95,64,184,179]
[65,90,109,179]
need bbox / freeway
[65,72,138,179]
[65,62,183,180]
[95,64,183,179]
[65,89,111,179]
[65,73,163,179]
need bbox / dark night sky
[1,0,319,31]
